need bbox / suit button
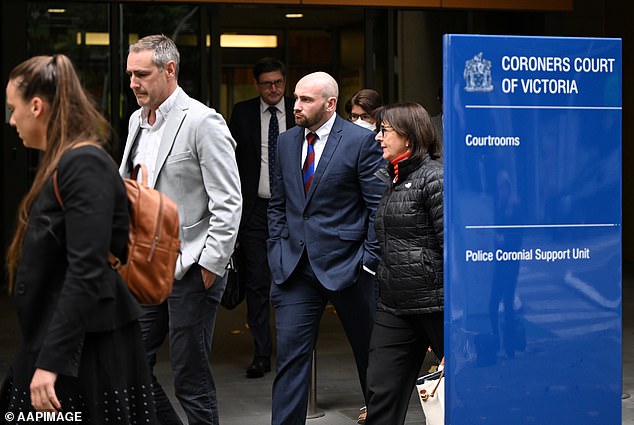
[299,240,304,246]
[16,284,25,295]
[303,215,309,220]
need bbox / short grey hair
[129,34,180,79]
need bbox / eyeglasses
[350,113,372,122]
[258,79,284,89]
[378,124,394,136]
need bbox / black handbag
[220,244,246,309]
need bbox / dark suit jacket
[267,115,385,291]
[13,146,139,379]
[230,96,295,226]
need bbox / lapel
[250,99,262,165]
[292,128,305,198]
[121,122,142,177]
[153,90,189,187]
[304,115,343,204]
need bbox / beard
[295,109,326,129]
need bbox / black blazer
[12,146,140,379]
[229,96,295,225]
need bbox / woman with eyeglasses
[345,88,383,132]
[343,87,385,425]
[365,103,444,425]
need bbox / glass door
[217,4,368,120]
[120,4,202,145]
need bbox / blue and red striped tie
[302,132,317,193]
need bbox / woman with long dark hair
[2,54,156,424]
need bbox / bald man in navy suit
[267,71,385,425]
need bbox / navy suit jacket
[267,114,385,291]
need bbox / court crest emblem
[464,52,493,92]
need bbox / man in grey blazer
[120,35,242,425]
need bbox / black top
[374,154,444,315]
[13,145,140,378]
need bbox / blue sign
[444,35,622,424]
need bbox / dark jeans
[366,310,444,425]
[139,264,227,425]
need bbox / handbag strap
[429,367,444,398]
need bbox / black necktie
[268,106,279,188]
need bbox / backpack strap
[109,253,123,271]
[52,141,102,209]
[52,169,64,209]
[131,163,150,185]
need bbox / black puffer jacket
[374,153,443,315]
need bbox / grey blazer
[119,88,242,279]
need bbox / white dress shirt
[302,112,336,170]
[258,97,287,198]
[132,87,182,187]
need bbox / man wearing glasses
[229,57,295,378]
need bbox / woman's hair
[380,102,440,161]
[372,106,385,132]
[6,54,111,289]
[348,88,383,118]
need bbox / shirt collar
[305,112,336,141]
[260,97,285,115]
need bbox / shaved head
[293,71,339,132]
[297,72,339,100]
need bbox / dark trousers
[270,254,376,425]
[366,310,444,425]
[239,197,273,357]
[139,264,227,425]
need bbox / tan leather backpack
[54,151,180,305]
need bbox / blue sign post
[444,35,622,424]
